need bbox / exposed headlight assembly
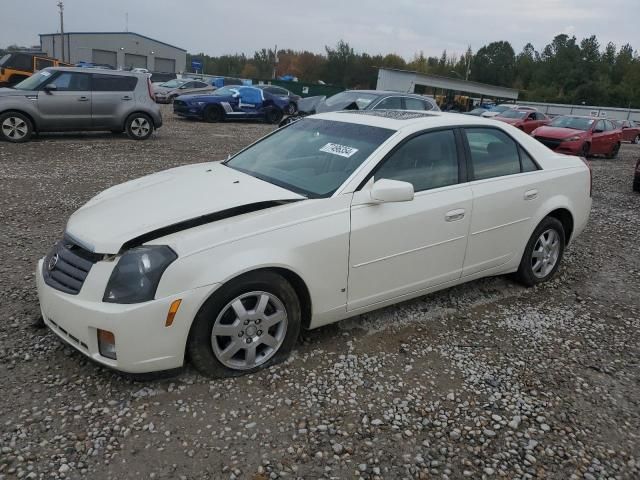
[564,135,582,142]
[103,246,177,304]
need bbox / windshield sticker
[320,143,359,158]
[40,71,52,77]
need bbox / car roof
[44,67,142,77]
[311,110,511,131]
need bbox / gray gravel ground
[1,106,639,480]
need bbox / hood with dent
[66,162,304,254]
[533,126,588,139]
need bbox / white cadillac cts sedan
[37,110,592,377]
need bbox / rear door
[461,127,542,277]
[37,71,92,130]
[91,73,138,129]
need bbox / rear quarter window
[92,74,138,92]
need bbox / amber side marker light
[97,329,117,359]
[166,299,182,327]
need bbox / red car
[615,120,640,144]
[495,109,551,134]
[532,116,622,158]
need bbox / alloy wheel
[1,116,28,140]
[130,117,151,137]
[531,229,560,278]
[211,291,288,370]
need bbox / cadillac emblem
[47,253,59,271]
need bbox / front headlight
[564,135,582,142]
[103,246,177,304]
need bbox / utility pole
[126,12,128,32]
[272,44,278,80]
[57,1,65,62]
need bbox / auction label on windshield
[320,143,359,158]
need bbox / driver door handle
[122,96,132,101]
[524,189,538,200]
[78,96,89,102]
[445,209,465,222]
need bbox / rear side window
[375,129,459,192]
[92,74,137,92]
[405,98,430,111]
[374,97,403,110]
[465,128,523,180]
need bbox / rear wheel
[634,135,640,145]
[204,105,223,123]
[285,102,297,115]
[265,108,284,125]
[0,112,33,143]
[125,113,154,140]
[187,271,301,378]
[606,142,620,159]
[515,217,565,287]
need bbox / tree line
[187,34,640,108]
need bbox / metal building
[39,32,186,73]
[377,67,519,101]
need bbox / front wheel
[515,217,565,287]
[0,112,33,143]
[187,271,301,378]
[285,103,297,115]
[580,142,590,158]
[265,108,284,125]
[204,105,223,123]
[125,113,154,140]
[634,135,640,145]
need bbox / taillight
[580,156,592,197]
[147,77,155,101]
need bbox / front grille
[534,136,563,150]
[43,237,102,295]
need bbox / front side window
[374,97,403,110]
[47,72,90,91]
[405,97,432,111]
[375,130,459,192]
[226,118,394,198]
[92,74,137,92]
[549,116,594,131]
[466,128,522,180]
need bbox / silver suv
[0,67,162,143]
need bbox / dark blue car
[173,86,289,123]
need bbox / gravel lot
[1,107,639,480]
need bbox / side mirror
[43,83,57,93]
[232,92,240,98]
[370,179,414,203]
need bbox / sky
[1,0,638,59]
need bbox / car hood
[66,162,305,254]
[496,117,522,125]
[533,126,587,139]
[0,88,34,97]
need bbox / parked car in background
[0,52,72,87]
[465,107,489,116]
[154,79,214,104]
[613,120,640,144]
[255,85,301,115]
[532,116,622,158]
[0,67,162,142]
[36,111,591,377]
[173,85,289,123]
[495,109,551,134]
[280,90,440,126]
[634,158,640,192]
[207,77,244,88]
[482,104,536,118]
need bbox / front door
[37,71,92,130]
[348,129,471,311]
[461,127,542,276]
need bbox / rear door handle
[78,96,89,102]
[122,96,132,101]
[524,189,538,200]
[445,208,465,222]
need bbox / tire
[125,113,154,140]
[580,142,590,158]
[633,174,640,193]
[187,271,301,378]
[265,108,284,125]
[286,102,297,115]
[0,111,33,143]
[606,142,620,159]
[634,135,640,145]
[515,217,566,287]
[204,105,223,123]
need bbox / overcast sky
[1,0,638,58]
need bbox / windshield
[321,92,378,111]
[490,105,512,113]
[499,110,528,119]
[160,79,186,88]
[212,86,238,96]
[225,118,394,198]
[0,54,10,66]
[550,116,595,131]
[12,70,53,90]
